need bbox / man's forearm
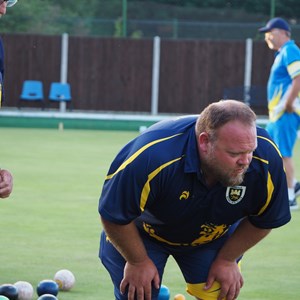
[286,76,300,109]
[217,218,271,262]
[101,217,149,264]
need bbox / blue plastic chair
[19,80,44,108]
[49,82,71,102]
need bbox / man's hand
[0,169,13,198]
[204,257,243,300]
[120,257,160,300]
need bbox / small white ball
[14,281,34,300]
[54,269,75,291]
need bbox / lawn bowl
[0,284,18,300]
[36,280,58,297]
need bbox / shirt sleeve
[248,130,291,229]
[284,44,300,79]
[98,136,159,225]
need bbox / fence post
[151,36,161,115]
[244,38,253,106]
[173,19,178,39]
[59,33,69,113]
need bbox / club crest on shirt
[226,186,246,204]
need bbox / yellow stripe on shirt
[257,135,282,157]
[105,133,183,180]
[287,60,300,78]
[140,156,183,211]
[257,171,274,215]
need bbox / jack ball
[174,294,186,300]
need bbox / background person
[98,100,291,300]
[259,17,300,210]
[0,0,18,107]
[0,0,18,197]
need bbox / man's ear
[198,132,210,153]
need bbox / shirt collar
[277,39,294,55]
[184,127,201,174]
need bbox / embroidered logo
[191,223,229,245]
[226,186,246,204]
[179,191,190,200]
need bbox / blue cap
[258,17,291,33]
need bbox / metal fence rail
[47,18,300,40]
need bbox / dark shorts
[99,223,240,300]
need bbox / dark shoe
[295,181,300,198]
[289,198,299,210]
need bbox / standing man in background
[259,17,300,210]
[0,0,18,198]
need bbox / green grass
[0,127,299,300]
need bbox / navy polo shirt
[99,116,291,247]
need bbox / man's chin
[222,176,244,187]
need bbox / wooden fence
[2,33,273,115]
